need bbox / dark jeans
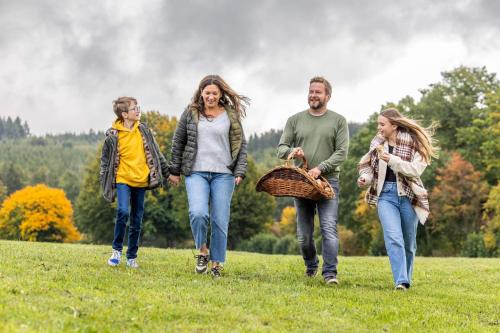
[294,178,340,277]
[112,183,146,259]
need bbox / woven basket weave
[255,156,334,201]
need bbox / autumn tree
[0,184,80,242]
[428,152,489,254]
[351,191,385,255]
[457,88,500,185]
[141,111,177,160]
[279,206,296,236]
[408,66,499,151]
[482,183,500,256]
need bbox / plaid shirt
[358,132,430,223]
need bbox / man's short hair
[113,97,137,121]
[309,77,332,96]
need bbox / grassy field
[0,240,499,332]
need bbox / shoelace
[211,265,223,276]
[195,254,208,266]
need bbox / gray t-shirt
[192,111,232,174]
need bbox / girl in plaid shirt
[357,108,438,290]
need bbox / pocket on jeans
[381,183,393,193]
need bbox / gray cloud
[1,0,499,134]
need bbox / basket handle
[286,150,308,170]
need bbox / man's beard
[309,99,325,110]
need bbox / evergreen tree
[228,158,276,249]
[0,180,7,205]
[74,150,115,244]
[0,163,25,195]
[59,170,81,203]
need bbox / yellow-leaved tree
[0,184,80,242]
[279,206,296,236]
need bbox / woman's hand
[168,175,180,186]
[379,152,391,163]
[357,176,366,188]
[235,176,243,186]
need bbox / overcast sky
[1,0,499,135]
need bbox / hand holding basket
[255,152,335,201]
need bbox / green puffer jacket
[99,122,169,202]
[169,106,247,178]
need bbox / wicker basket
[255,155,335,201]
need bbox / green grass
[0,240,499,332]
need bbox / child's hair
[113,97,137,121]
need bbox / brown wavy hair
[189,75,250,119]
[380,108,439,164]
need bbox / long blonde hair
[381,108,438,164]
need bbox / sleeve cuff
[387,155,400,167]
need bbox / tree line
[0,66,498,257]
[0,116,30,140]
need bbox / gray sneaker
[107,250,121,266]
[324,275,339,285]
[126,258,139,268]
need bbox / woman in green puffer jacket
[168,75,249,278]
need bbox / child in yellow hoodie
[100,96,169,268]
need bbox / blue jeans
[185,172,235,264]
[112,183,146,259]
[294,179,339,277]
[377,181,418,286]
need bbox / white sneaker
[195,254,209,274]
[107,250,121,266]
[126,258,139,268]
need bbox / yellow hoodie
[112,120,150,188]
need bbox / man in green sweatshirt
[277,76,349,285]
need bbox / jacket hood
[111,119,139,132]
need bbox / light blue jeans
[294,179,340,277]
[377,181,419,287]
[185,172,235,263]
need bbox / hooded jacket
[112,120,150,187]
[99,121,169,202]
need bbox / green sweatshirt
[277,109,349,179]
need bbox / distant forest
[1,66,499,258]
